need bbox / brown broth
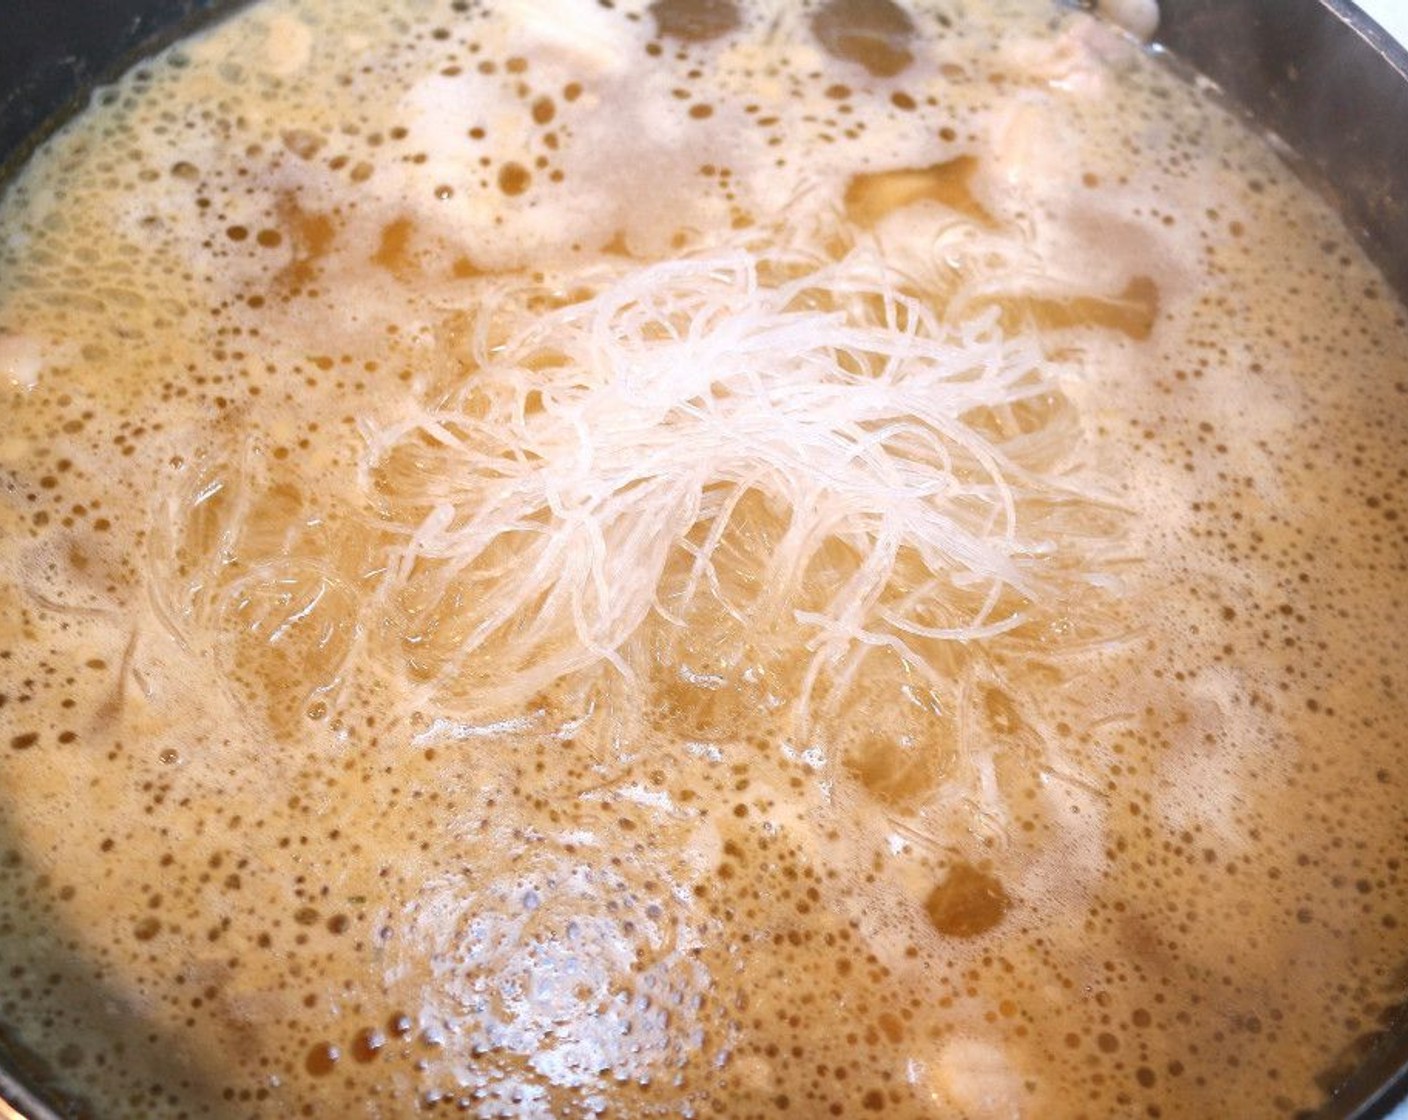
[1,1,1407,1117]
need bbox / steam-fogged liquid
[1,1,1407,1117]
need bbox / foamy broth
[1,0,1407,1116]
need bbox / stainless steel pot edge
[1145,10,1408,1113]
[1154,0,1408,302]
[0,0,251,192]
[0,1073,64,1120]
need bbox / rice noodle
[362,233,1123,713]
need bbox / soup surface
[2,1,1407,1117]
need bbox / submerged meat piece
[1096,0,1158,42]
[649,0,741,41]
[932,1038,1025,1117]
[0,333,43,390]
[844,157,994,228]
[924,861,1012,938]
[810,0,917,77]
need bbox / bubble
[305,1041,339,1076]
[497,162,531,196]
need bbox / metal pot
[0,2,1405,1117]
